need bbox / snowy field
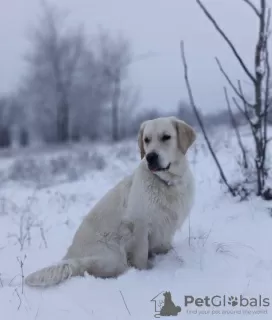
[0,129,272,319]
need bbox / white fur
[25,116,196,287]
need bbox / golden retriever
[25,116,196,287]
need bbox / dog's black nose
[146,152,158,165]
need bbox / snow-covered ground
[0,130,272,319]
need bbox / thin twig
[8,274,20,286]
[235,82,259,154]
[232,97,252,125]
[40,226,48,248]
[215,57,254,108]
[35,307,40,320]
[119,290,131,316]
[14,288,22,310]
[224,87,248,168]
[17,256,26,294]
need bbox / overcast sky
[0,0,270,114]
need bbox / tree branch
[180,40,236,196]
[215,57,254,108]
[196,0,256,84]
[224,87,248,168]
[232,97,247,118]
[242,0,261,17]
[232,81,255,136]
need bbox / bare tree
[70,47,110,141]
[24,1,84,143]
[95,31,135,141]
[0,97,11,148]
[118,84,141,137]
[0,94,27,148]
[195,0,272,198]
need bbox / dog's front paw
[133,259,149,270]
[129,252,150,270]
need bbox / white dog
[25,116,196,287]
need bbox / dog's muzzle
[146,152,170,172]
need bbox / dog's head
[138,116,196,174]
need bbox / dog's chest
[145,181,183,229]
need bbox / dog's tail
[25,258,85,287]
[25,253,128,287]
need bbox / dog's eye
[144,137,150,144]
[161,134,171,142]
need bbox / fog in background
[0,0,271,147]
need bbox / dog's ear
[172,117,196,154]
[138,121,146,159]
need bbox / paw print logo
[228,296,238,307]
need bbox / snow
[0,131,272,319]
